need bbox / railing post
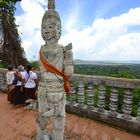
[77,82,85,107]
[69,82,76,104]
[98,84,105,112]
[109,87,118,116]
[136,100,140,121]
[122,89,133,120]
[87,84,94,110]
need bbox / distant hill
[74,59,140,65]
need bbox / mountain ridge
[74,59,140,65]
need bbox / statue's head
[41,0,61,43]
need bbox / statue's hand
[63,43,74,76]
[64,43,72,52]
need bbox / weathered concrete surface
[65,114,140,140]
[0,68,7,92]
[0,93,140,140]
[72,74,140,89]
[1,68,140,92]
[66,103,140,136]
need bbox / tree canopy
[0,0,27,67]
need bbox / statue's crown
[42,0,60,21]
[48,0,55,10]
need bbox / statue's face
[41,18,61,42]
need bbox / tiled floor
[0,93,140,140]
[65,114,140,140]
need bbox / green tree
[0,0,28,67]
[28,60,40,70]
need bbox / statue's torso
[40,43,65,96]
[42,44,64,70]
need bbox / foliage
[117,88,124,114]
[74,64,140,79]
[0,63,7,68]
[131,89,140,116]
[28,60,40,70]
[104,86,111,110]
[71,64,140,117]
[0,0,27,67]
[0,0,21,8]
[93,85,98,107]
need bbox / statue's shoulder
[41,44,44,46]
[63,43,72,52]
[41,45,46,52]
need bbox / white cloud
[16,1,140,61]
[16,0,45,60]
[60,7,140,61]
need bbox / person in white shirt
[23,65,38,101]
[6,65,15,104]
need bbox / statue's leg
[53,94,66,140]
[36,121,44,140]
[53,116,65,140]
[36,81,49,140]
[36,113,49,140]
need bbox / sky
[15,0,140,61]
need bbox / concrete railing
[0,68,140,135]
[67,74,140,136]
[0,68,7,92]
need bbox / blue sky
[15,0,140,61]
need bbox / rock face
[36,0,74,140]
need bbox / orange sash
[39,49,70,96]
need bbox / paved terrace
[0,93,140,140]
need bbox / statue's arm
[63,43,74,76]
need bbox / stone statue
[36,0,74,139]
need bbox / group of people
[6,64,38,107]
